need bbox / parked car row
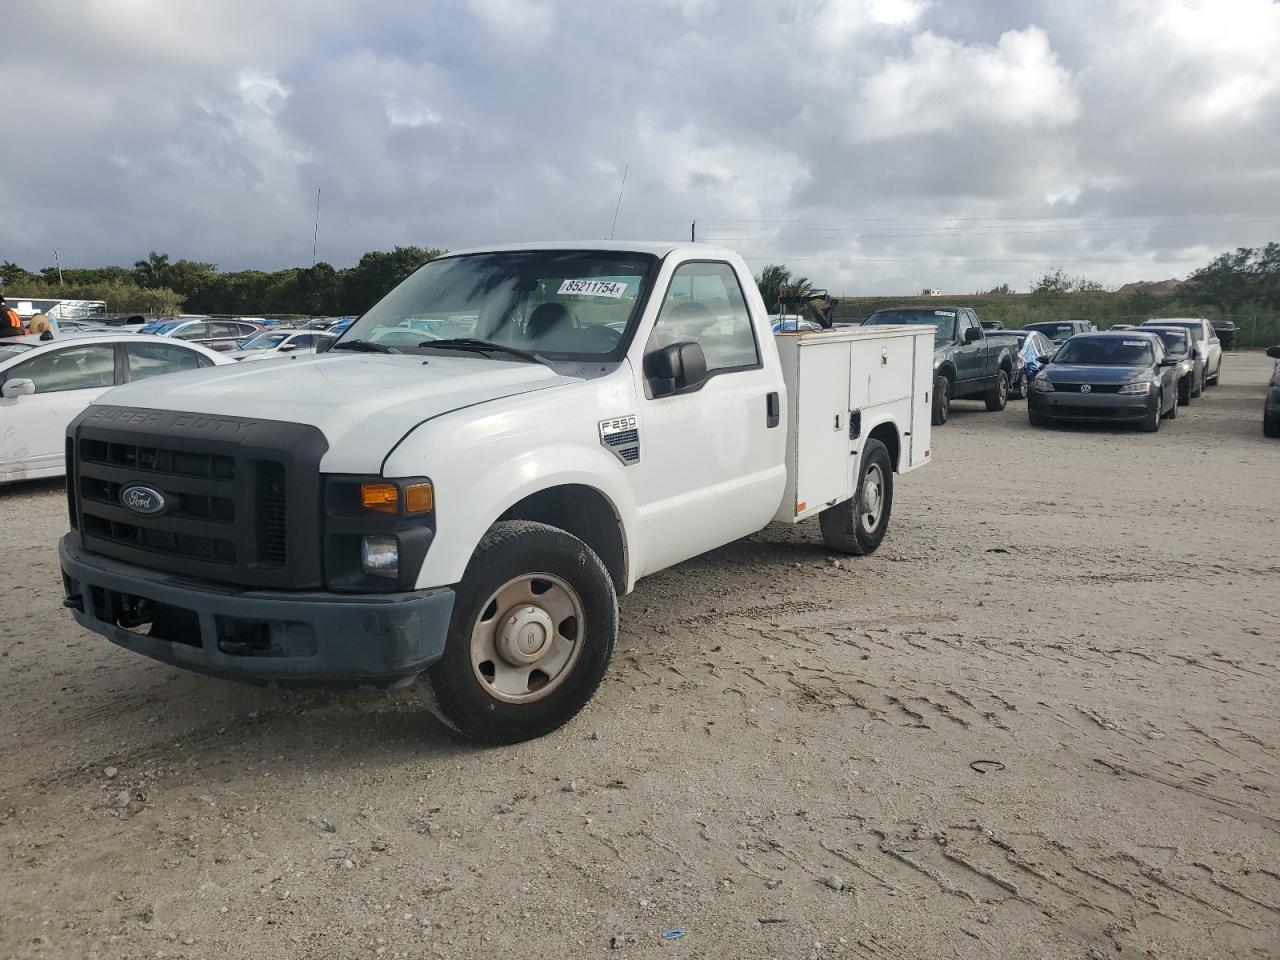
[0,332,228,483]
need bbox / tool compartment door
[789,337,852,520]
[850,333,915,409]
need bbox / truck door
[953,310,985,385]
[630,260,786,575]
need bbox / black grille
[257,462,288,567]
[68,406,328,589]
[1052,404,1117,417]
[81,438,236,480]
[1053,383,1124,394]
[82,513,237,564]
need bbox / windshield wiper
[333,339,397,354]
[418,338,546,365]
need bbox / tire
[1028,412,1049,428]
[1265,411,1280,438]
[984,370,1009,411]
[1192,368,1204,398]
[421,520,617,744]
[1211,361,1222,386]
[1178,375,1191,406]
[1139,393,1162,432]
[931,375,950,426]
[1009,370,1027,400]
[819,438,893,556]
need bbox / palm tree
[756,264,815,315]
[132,252,171,288]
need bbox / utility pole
[690,221,696,243]
[609,164,628,240]
[54,249,64,286]
[311,188,321,268]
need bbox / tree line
[1,242,1277,325]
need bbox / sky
[3,0,1279,295]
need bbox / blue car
[981,328,1057,399]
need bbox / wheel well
[497,485,627,593]
[936,364,955,391]
[867,422,901,472]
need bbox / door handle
[766,392,780,428]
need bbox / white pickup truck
[59,243,931,742]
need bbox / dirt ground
[2,352,1277,960]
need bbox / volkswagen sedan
[1027,332,1180,432]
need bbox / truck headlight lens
[1118,381,1152,394]
[361,535,399,578]
[1031,378,1054,393]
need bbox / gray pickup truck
[863,306,1014,424]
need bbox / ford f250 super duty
[59,243,932,743]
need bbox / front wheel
[421,520,617,744]
[1264,411,1280,438]
[931,375,950,425]
[1178,375,1191,406]
[985,370,1009,411]
[1139,393,1162,432]
[819,438,893,556]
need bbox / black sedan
[1265,345,1280,438]
[1140,325,1204,404]
[1028,332,1180,432]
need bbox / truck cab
[59,242,930,743]
[863,306,1014,424]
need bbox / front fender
[381,375,643,593]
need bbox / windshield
[1054,337,1156,366]
[340,251,658,358]
[241,332,289,350]
[1146,321,1203,343]
[1026,322,1076,337]
[1144,329,1189,354]
[864,309,956,343]
[0,343,34,358]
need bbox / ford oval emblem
[121,484,167,516]
[1080,384,1092,394]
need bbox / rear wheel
[819,439,893,556]
[421,520,617,744]
[985,370,1009,411]
[931,375,951,425]
[1009,369,1028,400]
[1140,393,1162,432]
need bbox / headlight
[361,535,399,578]
[1118,381,1152,395]
[1031,378,1054,393]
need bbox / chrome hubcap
[860,464,885,534]
[470,574,584,704]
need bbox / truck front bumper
[60,535,453,687]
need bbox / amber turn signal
[360,482,399,513]
[404,482,433,514]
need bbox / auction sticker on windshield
[934,310,955,316]
[1124,340,1149,347]
[558,279,628,299]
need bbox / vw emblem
[1080,384,1092,394]
[120,484,167,516]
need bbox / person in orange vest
[0,296,23,338]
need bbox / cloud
[854,27,1078,139]
[0,0,1277,296]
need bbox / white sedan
[0,333,228,484]
[232,329,336,362]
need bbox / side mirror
[964,327,982,343]
[1267,345,1280,359]
[1,378,36,399]
[645,341,708,397]
[1159,356,1179,366]
[278,343,297,353]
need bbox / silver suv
[1141,318,1222,386]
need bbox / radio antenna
[609,164,628,240]
[311,188,321,267]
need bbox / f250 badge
[598,415,641,466]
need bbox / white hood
[96,353,580,473]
